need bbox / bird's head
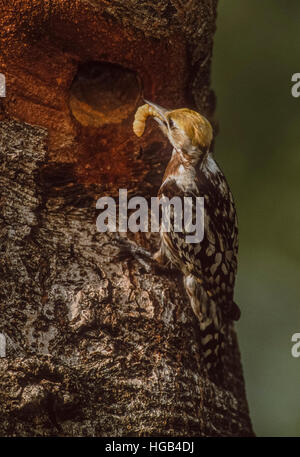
[145,100,213,163]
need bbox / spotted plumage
[133,101,241,376]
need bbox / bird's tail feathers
[199,318,225,376]
[184,274,226,379]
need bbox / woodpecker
[132,100,241,376]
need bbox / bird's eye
[168,119,175,129]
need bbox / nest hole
[69,61,141,127]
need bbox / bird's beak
[144,99,169,127]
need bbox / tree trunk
[0,0,253,436]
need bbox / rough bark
[0,0,253,436]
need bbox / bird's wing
[158,175,240,321]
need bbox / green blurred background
[212,0,300,436]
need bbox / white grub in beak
[133,100,170,138]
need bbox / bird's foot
[113,236,175,277]
[114,236,153,273]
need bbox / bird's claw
[113,236,180,278]
[113,236,153,273]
